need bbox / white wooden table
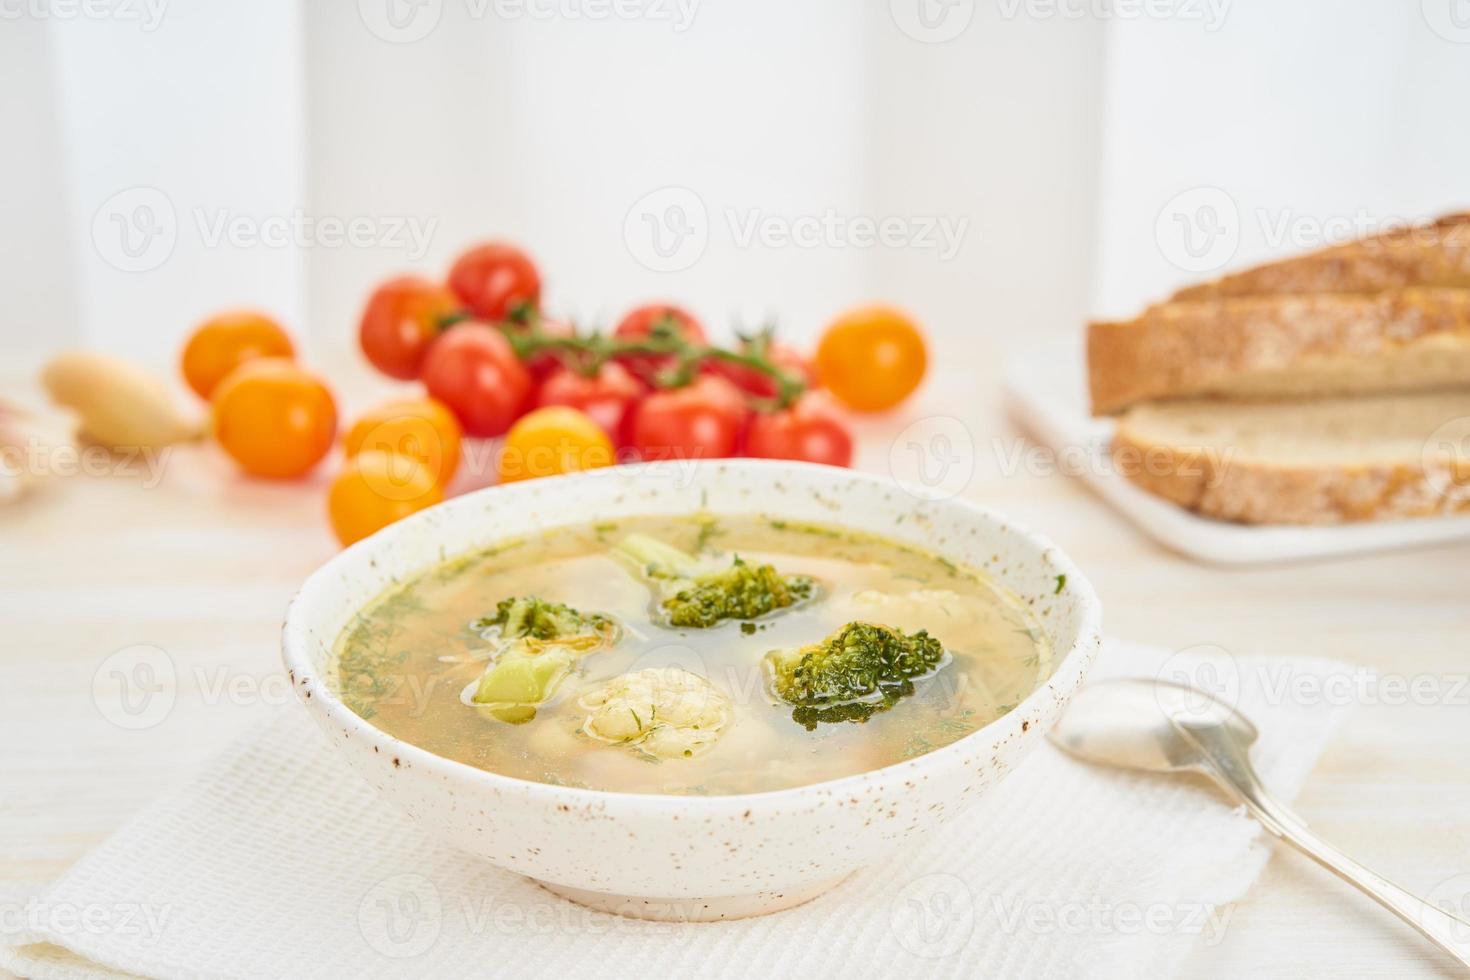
[3,355,1468,978]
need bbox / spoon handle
[1177,720,1470,971]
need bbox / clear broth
[333,514,1051,795]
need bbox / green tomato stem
[484,313,806,408]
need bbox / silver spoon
[1049,678,1470,970]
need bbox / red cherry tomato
[535,362,646,440]
[420,323,532,437]
[614,303,706,344]
[629,375,744,462]
[506,316,575,380]
[447,242,541,322]
[744,393,854,468]
[705,339,814,399]
[612,304,706,382]
[357,276,460,380]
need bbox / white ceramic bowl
[282,460,1102,920]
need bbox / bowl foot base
[534,872,851,922]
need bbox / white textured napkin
[1,641,1354,980]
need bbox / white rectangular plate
[1003,338,1470,565]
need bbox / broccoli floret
[614,533,814,629]
[471,641,575,724]
[473,596,614,649]
[468,597,617,723]
[662,558,814,628]
[766,621,947,730]
[615,533,706,581]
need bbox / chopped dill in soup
[333,514,1052,795]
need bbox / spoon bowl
[1048,678,1257,774]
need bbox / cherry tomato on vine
[815,305,927,412]
[343,397,462,488]
[628,375,744,462]
[357,276,460,380]
[612,304,706,382]
[505,316,575,380]
[328,449,443,547]
[181,310,295,399]
[744,393,853,468]
[447,242,541,322]
[212,359,336,478]
[705,338,814,399]
[498,407,615,484]
[420,323,532,437]
[534,361,646,440]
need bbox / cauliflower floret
[579,667,732,759]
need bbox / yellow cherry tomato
[211,358,336,478]
[182,310,295,400]
[814,305,927,412]
[344,397,462,488]
[328,449,444,547]
[497,406,615,484]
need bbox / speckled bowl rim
[282,460,1102,814]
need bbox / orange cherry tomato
[814,305,927,412]
[212,359,337,478]
[497,406,615,484]
[357,276,460,380]
[181,310,295,399]
[328,449,443,547]
[343,397,462,488]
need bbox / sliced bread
[1112,389,1470,524]
[1088,287,1470,415]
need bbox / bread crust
[1088,287,1470,415]
[1171,212,1470,301]
[1111,422,1470,525]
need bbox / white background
[2,0,1469,370]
